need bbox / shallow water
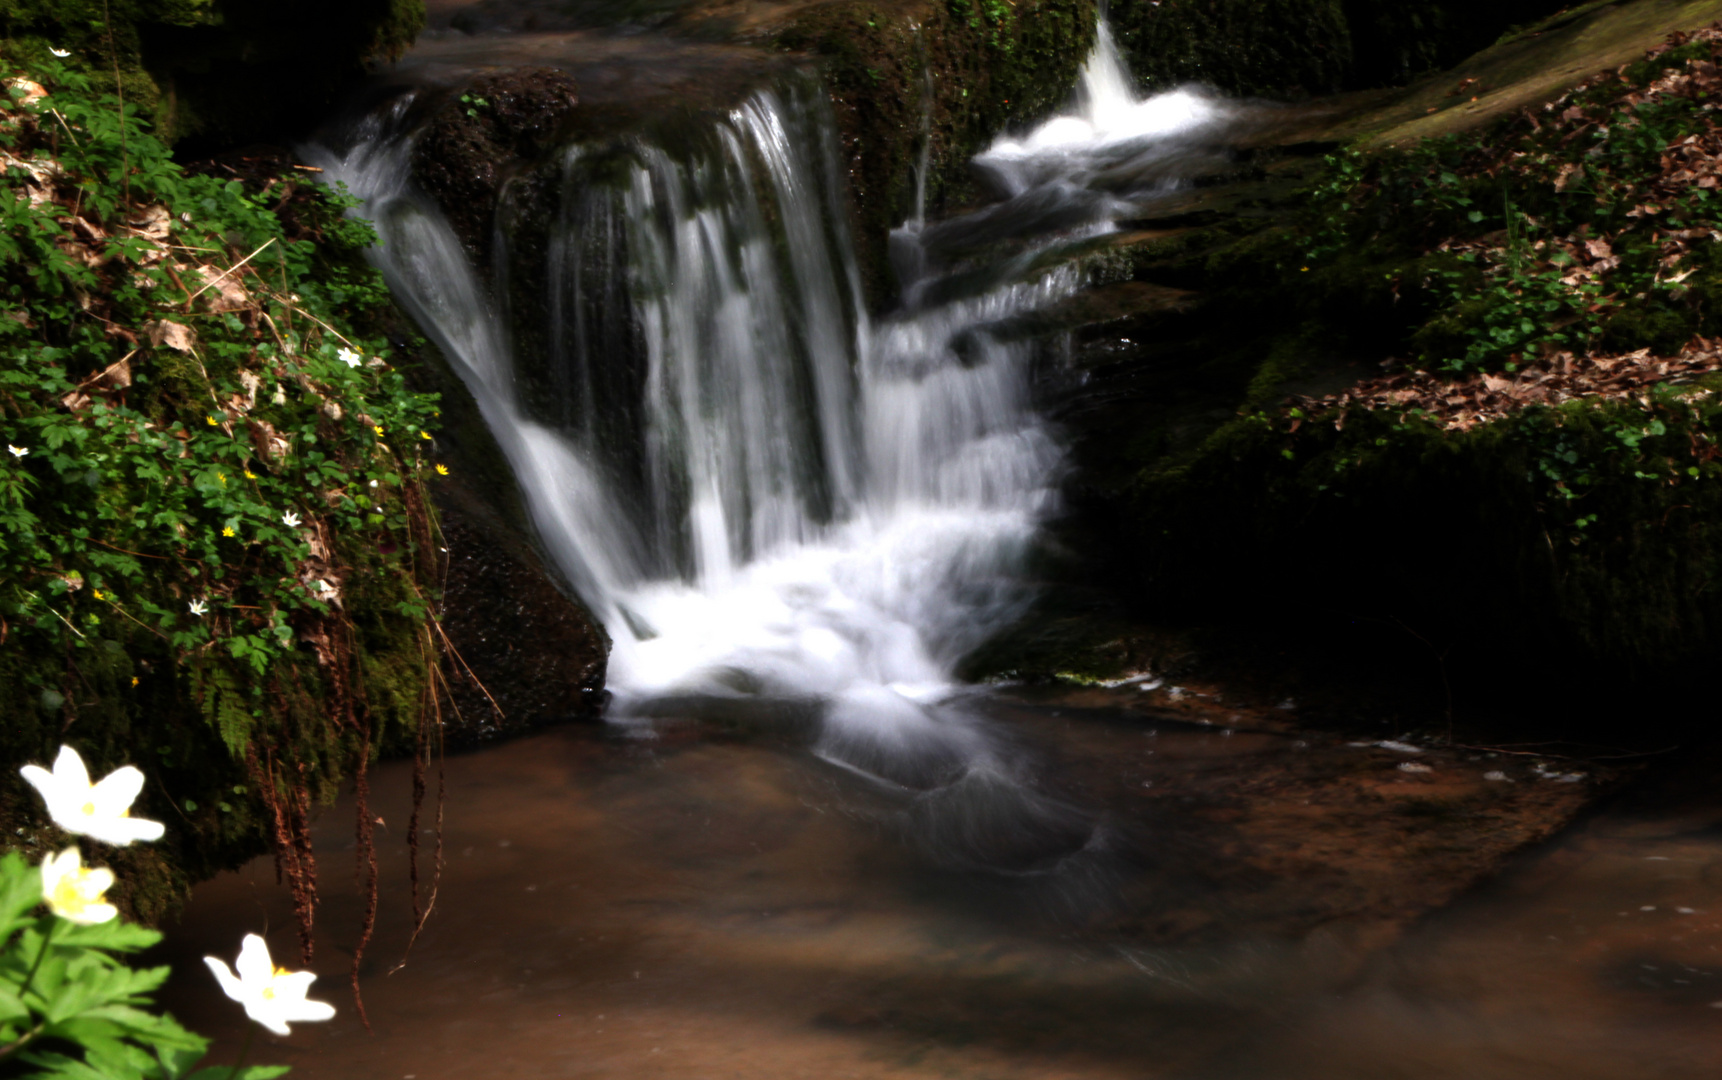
[151,696,1722,1079]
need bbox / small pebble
[1398,762,1433,774]
[1483,770,1510,782]
[1642,905,1657,912]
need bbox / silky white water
[309,27,1226,800]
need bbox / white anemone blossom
[281,510,301,528]
[19,745,165,846]
[49,47,70,58]
[188,598,208,617]
[7,445,26,458]
[40,847,117,924]
[205,934,336,1035]
[336,346,361,368]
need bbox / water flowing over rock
[309,30,1249,875]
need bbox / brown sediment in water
[144,685,1699,1080]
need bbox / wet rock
[434,493,609,744]
[410,67,581,265]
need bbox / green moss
[0,60,438,923]
[1126,378,1722,684]
[774,0,1096,305]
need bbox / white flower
[205,934,336,1036]
[49,47,70,58]
[18,745,165,846]
[282,510,301,528]
[188,598,208,617]
[337,347,361,368]
[40,847,117,924]
[7,445,26,458]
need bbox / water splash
[310,31,1233,881]
[976,21,1233,200]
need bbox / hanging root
[392,626,448,976]
[350,710,377,1030]
[247,743,319,964]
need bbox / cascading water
[309,25,1232,878]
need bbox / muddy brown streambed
[148,689,1721,1079]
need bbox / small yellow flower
[435,464,449,476]
[92,589,105,600]
[216,472,227,486]
[206,416,220,426]
[41,848,117,924]
[420,431,432,440]
[373,426,385,437]
[1300,266,1310,272]
[130,676,139,687]
[222,526,235,537]
[244,469,257,480]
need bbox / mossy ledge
[1023,10,1722,732]
[771,0,1098,306]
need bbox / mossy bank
[1036,11,1722,733]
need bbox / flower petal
[269,970,319,1001]
[79,866,115,898]
[80,814,165,847]
[281,998,336,1024]
[52,746,91,790]
[19,764,55,800]
[245,999,295,1036]
[64,901,117,925]
[90,764,145,819]
[235,933,274,985]
[205,957,246,1004]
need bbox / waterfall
[308,27,1228,808]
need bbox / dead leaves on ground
[1290,341,1722,433]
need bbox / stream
[153,16,1722,1078]
[153,694,1722,1079]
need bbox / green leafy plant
[0,851,253,1079]
[0,52,448,967]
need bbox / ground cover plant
[0,51,451,1003]
[1123,26,1722,703]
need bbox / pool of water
[150,693,1722,1079]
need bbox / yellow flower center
[81,801,96,816]
[52,876,89,914]
[261,986,276,1000]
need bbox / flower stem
[228,1020,256,1080]
[17,918,56,1001]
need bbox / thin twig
[410,579,504,718]
[183,237,277,307]
[78,533,170,560]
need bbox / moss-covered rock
[1106,0,1576,99]
[994,5,1722,725]
[0,64,440,925]
[1128,383,1722,688]
[773,0,1097,305]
